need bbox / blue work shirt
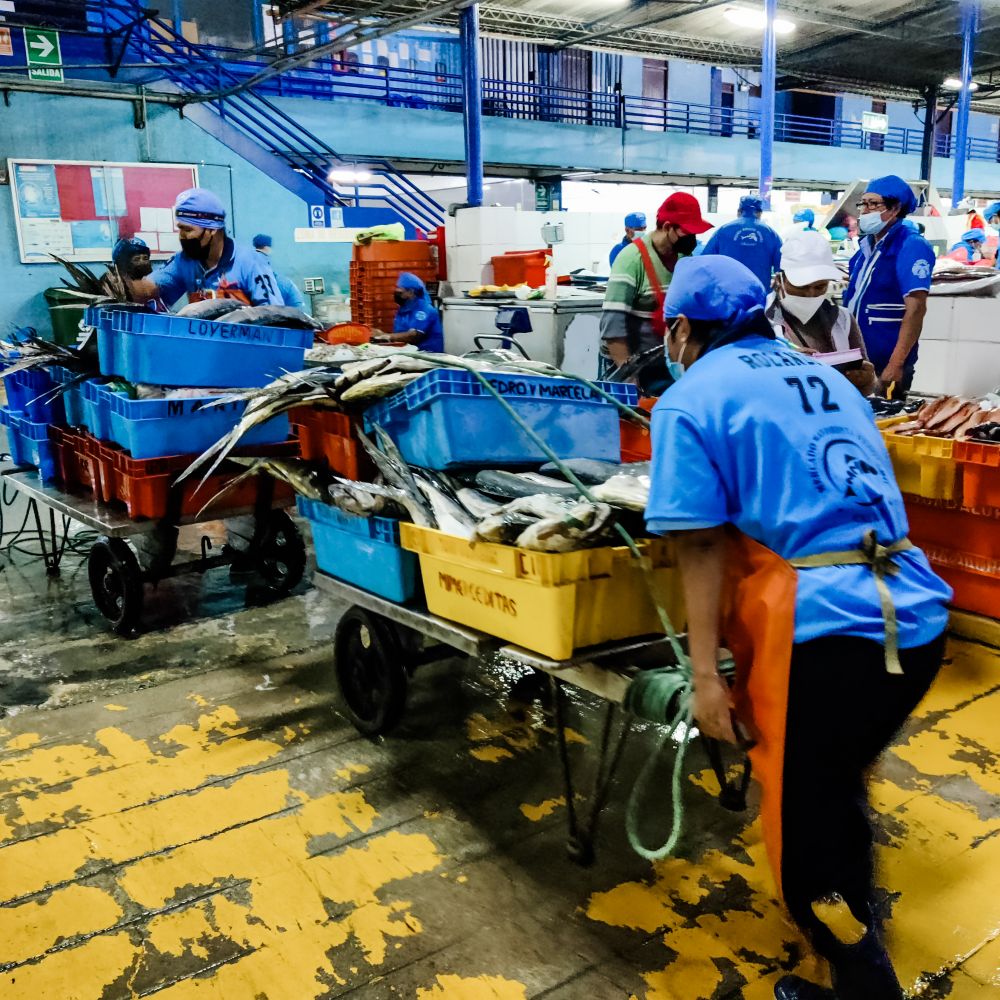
[394,295,443,353]
[701,217,783,289]
[844,222,934,373]
[609,236,631,267]
[645,335,951,647]
[153,237,285,308]
[276,273,307,311]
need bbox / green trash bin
[44,287,87,346]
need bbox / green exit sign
[24,28,63,83]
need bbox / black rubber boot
[830,933,904,1000]
[774,975,837,1000]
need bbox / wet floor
[0,499,998,999]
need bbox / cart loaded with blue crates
[164,337,748,866]
[0,303,319,634]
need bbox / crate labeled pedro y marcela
[364,369,638,470]
[92,306,313,389]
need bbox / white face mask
[858,211,887,235]
[781,291,826,324]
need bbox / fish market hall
[1,3,998,999]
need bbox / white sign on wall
[861,111,889,135]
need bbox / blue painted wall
[0,93,352,333]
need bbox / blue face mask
[666,320,686,381]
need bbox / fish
[954,407,995,440]
[415,474,477,538]
[195,457,327,513]
[604,344,665,384]
[338,371,422,405]
[933,401,980,436]
[968,421,1000,442]
[473,470,580,500]
[515,501,615,552]
[538,458,623,485]
[176,298,244,320]
[455,488,503,520]
[591,473,650,511]
[217,305,323,330]
[475,495,573,545]
[923,396,969,431]
[355,426,436,528]
[327,480,396,518]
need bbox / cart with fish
[0,294,322,634]
[181,346,750,865]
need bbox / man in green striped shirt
[601,193,714,378]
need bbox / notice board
[8,159,200,264]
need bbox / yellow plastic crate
[883,432,958,501]
[399,524,685,661]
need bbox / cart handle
[472,334,531,359]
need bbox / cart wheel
[255,510,306,594]
[334,608,408,736]
[88,538,145,636]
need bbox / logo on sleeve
[911,259,932,279]
[415,311,427,320]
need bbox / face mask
[180,235,212,262]
[665,321,686,381]
[393,291,407,306]
[778,275,826,324]
[674,233,698,256]
[858,211,887,236]
[129,261,153,279]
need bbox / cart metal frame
[315,571,712,865]
[1,466,306,635]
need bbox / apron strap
[789,530,914,675]
[633,237,668,338]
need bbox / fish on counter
[891,395,1000,439]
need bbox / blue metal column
[252,2,266,50]
[172,0,183,33]
[460,4,484,208]
[952,0,980,203]
[759,0,777,208]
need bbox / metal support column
[920,85,938,184]
[172,0,183,33]
[952,0,980,202]
[252,1,266,50]
[460,3,484,209]
[759,0,777,208]
[707,183,719,213]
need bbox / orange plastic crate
[953,440,1000,511]
[352,240,433,264]
[291,407,375,482]
[320,323,372,345]
[491,249,550,287]
[620,397,657,463]
[921,547,999,619]
[905,497,1000,564]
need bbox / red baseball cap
[656,192,713,235]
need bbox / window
[435,59,447,83]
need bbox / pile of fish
[175,299,321,330]
[890,395,1000,440]
[967,421,1000,444]
[869,396,923,418]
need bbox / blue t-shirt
[153,237,285,308]
[394,295,443,352]
[645,335,951,647]
[609,237,631,267]
[276,273,307,311]
[701,218,783,288]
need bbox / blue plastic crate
[101,310,314,388]
[49,366,89,427]
[107,392,291,460]
[364,370,637,470]
[2,367,64,425]
[298,497,419,603]
[82,381,120,441]
[1,407,58,484]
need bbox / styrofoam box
[455,207,518,247]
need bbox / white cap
[779,230,843,285]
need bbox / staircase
[101,2,444,232]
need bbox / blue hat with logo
[624,212,647,230]
[663,256,766,329]
[252,233,273,249]
[173,187,227,230]
[739,194,764,216]
[397,271,426,292]
[112,236,149,267]
[865,176,917,215]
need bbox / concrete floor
[0,513,998,999]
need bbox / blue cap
[829,226,849,240]
[866,176,917,214]
[173,187,227,230]
[961,228,985,243]
[624,212,647,230]
[397,271,426,292]
[793,208,815,224]
[252,233,273,249]
[984,201,1000,223]
[739,194,764,216]
[663,256,766,329]
[112,236,149,267]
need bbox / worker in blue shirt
[794,208,817,231]
[132,188,284,308]
[843,176,934,398]
[647,254,950,1000]
[946,228,986,264]
[700,194,782,288]
[609,212,647,267]
[251,234,309,312]
[371,272,443,352]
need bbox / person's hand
[370,329,391,343]
[845,361,877,391]
[879,360,905,390]
[692,671,737,744]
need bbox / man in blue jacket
[252,234,309,312]
[701,194,782,288]
[372,272,443,353]
[609,212,647,267]
[844,176,934,397]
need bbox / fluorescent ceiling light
[725,7,796,34]
[329,168,374,184]
[943,77,979,91]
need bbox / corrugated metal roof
[277,1,1000,103]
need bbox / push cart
[0,467,306,636]
[315,572,748,866]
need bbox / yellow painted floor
[0,561,997,998]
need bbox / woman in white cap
[767,230,878,396]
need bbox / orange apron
[188,282,251,305]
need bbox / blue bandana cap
[961,228,985,243]
[793,208,815,224]
[112,236,149,267]
[663,256,766,328]
[984,201,1000,223]
[174,187,227,230]
[252,233,273,249]
[866,176,917,214]
[397,271,426,293]
[739,194,764,216]
[624,211,647,229]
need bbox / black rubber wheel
[88,538,145,636]
[254,510,306,594]
[334,608,408,736]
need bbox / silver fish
[591,473,650,511]
[327,482,392,518]
[217,305,322,330]
[538,458,624,486]
[474,470,580,500]
[339,371,421,405]
[456,488,503,520]
[195,457,326,514]
[515,501,615,553]
[475,495,572,545]
[355,427,436,528]
[176,298,244,320]
[415,476,477,539]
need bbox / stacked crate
[349,241,436,332]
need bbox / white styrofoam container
[454,206,518,247]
